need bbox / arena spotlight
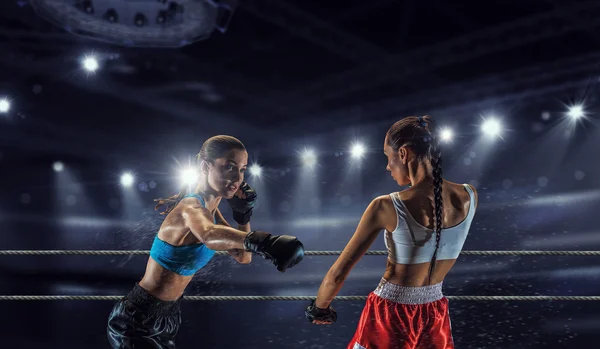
[249,164,262,177]
[120,172,135,187]
[29,0,240,48]
[567,104,585,120]
[350,142,366,159]
[180,167,198,187]
[301,149,317,167]
[52,161,64,172]
[481,118,502,138]
[0,98,10,113]
[82,55,99,72]
[439,127,454,143]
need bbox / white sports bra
[384,184,476,264]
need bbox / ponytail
[154,186,188,215]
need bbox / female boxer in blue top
[107,135,304,349]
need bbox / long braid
[427,119,444,285]
[387,116,444,285]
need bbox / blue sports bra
[149,194,216,276]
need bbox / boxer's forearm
[229,222,252,263]
[315,272,345,308]
[228,248,252,264]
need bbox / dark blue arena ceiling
[1,1,600,349]
[1,0,600,167]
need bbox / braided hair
[386,115,443,285]
[154,135,246,215]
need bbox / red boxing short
[347,278,454,349]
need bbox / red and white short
[347,279,454,349]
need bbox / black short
[107,283,182,349]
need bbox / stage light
[121,172,134,187]
[52,161,64,172]
[29,0,240,48]
[103,8,118,23]
[481,118,502,138]
[0,98,10,113]
[180,168,198,186]
[439,128,454,143]
[82,55,99,72]
[249,164,262,177]
[301,149,317,167]
[134,13,147,27]
[567,105,585,120]
[350,142,366,159]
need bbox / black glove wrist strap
[305,301,337,323]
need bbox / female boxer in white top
[306,115,478,349]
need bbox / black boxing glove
[305,300,337,323]
[243,231,304,272]
[227,181,257,225]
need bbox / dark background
[1,0,599,348]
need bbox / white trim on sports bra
[384,184,476,264]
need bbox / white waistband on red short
[373,278,444,304]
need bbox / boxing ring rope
[0,296,599,301]
[1,249,599,301]
[1,250,600,256]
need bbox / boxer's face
[204,149,248,199]
[384,136,410,187]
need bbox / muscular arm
[179,198,249,251]
[215,208,252,264]
[314,197,386,309]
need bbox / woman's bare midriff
[382,259,457,287]
[138,258,195,301]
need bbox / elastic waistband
[125,283,182,317]
[373,278,443,304]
